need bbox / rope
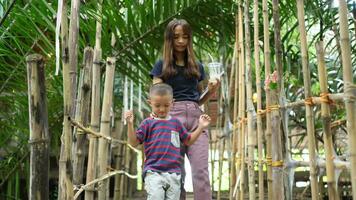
[266,156,272,166]
[266,105,280,113]
[320,92,334,105]
[304,97,315,106]
[272,160,284,167]
[257,109,266,116]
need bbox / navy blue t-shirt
[150,60,205,102]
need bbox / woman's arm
[198,79,221,106]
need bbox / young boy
[124,83,211,200]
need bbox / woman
[150,18,220,200]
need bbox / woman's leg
[186,102,212,200]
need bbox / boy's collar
[152,115,172,120]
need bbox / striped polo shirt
[136,116,191,174]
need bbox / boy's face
[148,94,173,118]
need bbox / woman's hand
[207,78,221,93]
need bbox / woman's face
[173,25,189,53]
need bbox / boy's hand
[198,114,211,128]
[124,110,134,123]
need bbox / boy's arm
[185,114,211,146]
[125,110,140,147]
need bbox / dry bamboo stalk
[253,0,264,199]
[244,0,256,198]
[68,0,80,115]
[230,9,240,200]
[271,0,284,198]
[296,1,319,199]
[338,1,356,198]
[97,57,116,200]
[262,0,273,198]
[58,0,74,198]
[72,47,93,194]
[315,41,339,200]
[85,0,103,199]
[286,159,350,170]
[236,1,246,198]
[217,137,226,200]
[111,117,124,200]
[26,54,49,200]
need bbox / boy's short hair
[150,83,173,97]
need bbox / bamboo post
[230,8,240,200]
[338,1,356,198]
[271,0,284,199]
[97,57,116,199]
[68,0,80,115]
[58,0,74,198]
[262,0,273,198]
[244,0,256,199]
[315,41,340,200]
[296,0,319,199]
[73,47,93,193]
[253,1,264,199]
[85,0,103,198]
[217,137,226,200]
[26,54,49,200]
[236,1,246,198]
[113,116,124,200]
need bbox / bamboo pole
[253,1,264,199]
[217,137,226,200]
[68,0,80,115]
[230,8,240,200]
[26,54,49,200]
[244,0,256,199]
[262,0,273,198]
[315,41,340,200]
[85,0,103,198]
[72,47,93,194]
[113,116,124,200]
[338,1,356,198]
[236,1,246,198]
[296,0,319,199]
[97,57,116,200]
[58,0,74,198]
[271,0,284,198]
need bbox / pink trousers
[169,101,212,200]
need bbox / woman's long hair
[161,19,200,80]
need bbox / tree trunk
[26,54,49,200]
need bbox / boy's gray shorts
[144,170,181,200]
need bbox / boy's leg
[165,173,181,200]
[145,171,165,200]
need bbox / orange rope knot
[266,105,280,113]
[266,156,272,166]
[257,109,266,116]
[271,160,284,167]
[304,97,315,106]
[320,92,334,105]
